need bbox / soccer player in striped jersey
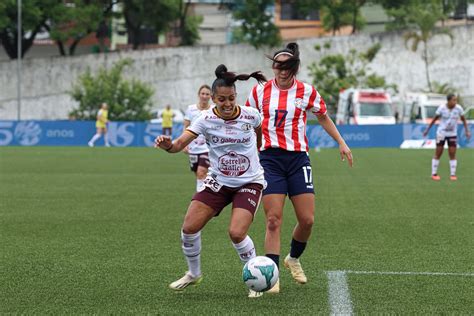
[423,94,471,181]
[246,42,353,293]
[155,64,267,298]
[183,85,212,191]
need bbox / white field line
[326,271,353,315]
[340,270,474,277]
[326,270,474,315]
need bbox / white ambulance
[336,88,395,125]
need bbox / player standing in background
[88,102,110,147]
[246,42,353,293]
[183,85,212,191]
[155,64,267,298]
[161,104,175,137]
[423,94,471,181]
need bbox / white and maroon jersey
[187,105,264,188]
[245,79,327,152]
[184,104,210,154]
[435,104,464,137]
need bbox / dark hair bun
[215,64,228,78]
[286,42,299,54]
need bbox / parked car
[149,108,185,124]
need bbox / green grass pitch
[0,147,473,314]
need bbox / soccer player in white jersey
[183,85,212,191]
[246,42,353,293]
[423,94,471,181]
[155,64,267,298]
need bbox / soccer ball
[242,256,279,292]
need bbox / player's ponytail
[267,42,300,77]
[212,64,266,94]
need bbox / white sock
[196,179,204,192]
[104,134,110,146]
[181,231,201,277]
[449,160,457,176]
[232,235,256,264]
[89,133,101,144]
[432,159,440,175]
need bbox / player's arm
[154,130,196,153]
[183,119,190,129]
[317,113,353,167]
[254,125,262,149]
[460,115,471,139]
[423,115,440,136]
[182,120,191,153]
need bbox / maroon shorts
[192,182,263,216]
[189,153,210,172]
[436,136,457,147]
[162,127,172,136]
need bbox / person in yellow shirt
[161,104,175,137]
[88,102,111,147]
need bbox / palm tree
[403,2,454,92]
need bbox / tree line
[1,0,472,59]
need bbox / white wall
[0,25,472,120]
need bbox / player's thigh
[262,194,286,220]
[290,193,315,225]
[182,200,216,234]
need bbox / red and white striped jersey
[245,79,327,152]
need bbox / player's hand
[154,135,172,150]
[339,143,353,167]
[466,130,472,139]
[183,146,189,154]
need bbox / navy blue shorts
[259,148,314,197]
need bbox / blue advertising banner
[0,121,473,148]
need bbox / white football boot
[284,254,307,284]
[248,289,263,298]
[169,271,203,291]
[267,278,280,293]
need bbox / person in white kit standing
[423,94,471,181]
[184,85,212,191]
[155,64,267,298]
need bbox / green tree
[298,0,366,35]
[319,0,350,35]
[375,0,420,30]
[403,1,453,91]
[308,43,396,111]
[122,0,180,50]
[231,0,281,49]
[177,0,203,46]
[0,0,115,59]
[46,0,109,56]
[347,0,368,34]
[0,0,55,59]
[70,58,154,121]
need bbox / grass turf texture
[0,147,473,314]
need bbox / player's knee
[182,225,200,235]
[196,170,206,179]
[266,215,282,232]
[298,215,314,230]
[228,228,246,243]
